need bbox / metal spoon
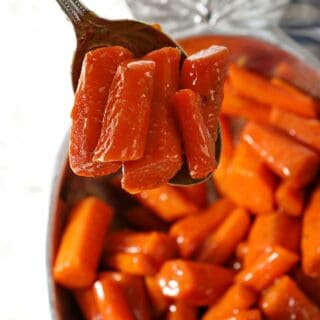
[56,0,220,185]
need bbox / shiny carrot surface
[166,301,197,320]
[223,309,262,320]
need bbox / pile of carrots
[54,53,320,319]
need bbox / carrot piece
[170,198,234,258]
[176,183,208,209]
[270,107,320,152]
[53,197,113,288]
[124,206,168,231]
[236,245,299,291]
[236,242,249,261]
[103,231,177,266]
[243,122,319,188]
[145,276,170,317]
[172,89,217,179]
[244,213,301,268]
[222,81,270,123]
[197,207,251,264]
[93,274,135,320]
[260,276,320,320]
[181,45,229,140]
[122,47,182,193]
[228,64,317,118]
[223,309,261,320]
[166,301,197,320]
[302,185,320,277]
[70,46,133,176]
[73,287,102,320]
[93,60,155,162]
[105,252,157,276]
[219,139,275,214]
[202,284,256,320]
[157,259,234,306]
[275,180,305,216]
[134,184,198,222]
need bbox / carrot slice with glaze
[166,301,197,320]
[223,309,262,320]
[70,46,133,176]
[94,60,155,162]
[176,183,208,209]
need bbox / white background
[0,1,131,319]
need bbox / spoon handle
[56,0,89,25]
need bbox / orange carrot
[166,301,197,320]
[157,259,234,306]
[181,45,229,140]
[244,212,301,268]
[170,198,234,258]
[260,276,320,320]
[134,184,198,221]
[94,60,155,162]
[228,64,317,118]
[223,309,261,320]
[302,185,320,277]
[70,46,133,176]
[243,122,319,188]
[236,245,299,291]
[197,207,251,264]
[202,284,256,319]
[275,180,305,216]
[270,107,320,152]
[236,242,249,261]
[176,183,208,209]
[122,48,182,193]
[53,197,113,288]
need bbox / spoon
[56,0,220,185]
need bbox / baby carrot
[157,259,234,306]
[236,242,249,261]
[223,309,261,320]
[236,245,299,291]
[275,180,305,216]
[166,301,197,320]
[270,107,320,152]
[302,185,320,277]
[170,198,234,258]
[53,197,113,288]
[202,284,256,319]
[181,45,229,140]
[134,184,198,221]
[228,64,317,118]
[176,182,208,209]
[122,47,182,193]
[243,122,319,188]
[70,46,133,176]
[197,207,251,264]
[260,276,320,320]
[94,60,155,162]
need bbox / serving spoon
[56,0,221,185]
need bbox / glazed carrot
[122,48,182,193]
[166,301,197,320]
[124,207,168,231]
[302,185,320,277]
[236,245,299,291]
[172,89,217,179]
[53,197,113,288]
[176,183,208,209]
[73,287,102,320]
[202,284,256,319]
[222,81,270,123]
[270,107,320,152]
[244,213,301,268]
[260,276,320,320]
[223,309,261,320]
[93,274,135,320]
[157,259,234,306]
[228,64,317,118]
[170,198,234,258]
[197,207,251,264]
[181,45,229,140]
[70,46,133,176]
[219,139,275,214]
[236,242,249,260]
[134,184,198,221]
[94,60,155,162]
[243,122,319,187]
[145,276,170,317]
[275,180,305,216]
